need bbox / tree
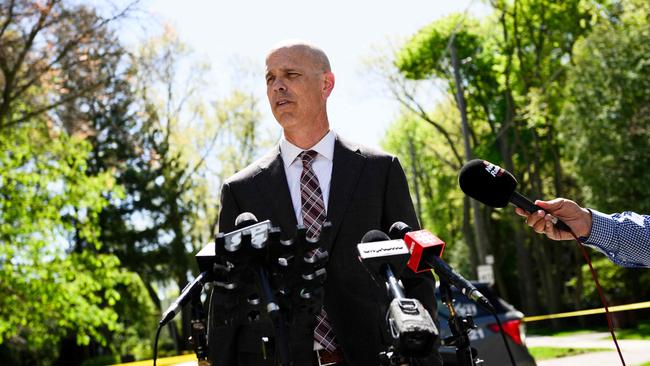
[0,1,159,364]
[98,27,272,354]
[562,0,650,214]
[0,0,137,131]
[381,107,474,273]
[560,0,650,322]
[388,0,625,315]
[0,123,155,366]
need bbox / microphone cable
[567,229,626,366]
[153,322,163,366]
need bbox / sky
[123,0,489,148]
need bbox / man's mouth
[276,99,292,107]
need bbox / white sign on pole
[477,264,494,285]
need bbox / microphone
[232,213,279,314]
[357,230,411,296]
[458,159,571,232]
[160,271,209,326]
[195,212,272,292]
[235,212,257,228]
[357,230,437,358]
[389,222,495,313]
[167,212,272,326]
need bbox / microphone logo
[483,161,505,178]
[408,230,443,247]
[357,239,409,259]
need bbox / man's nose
[271,78,286,92]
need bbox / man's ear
[322,72,335,98]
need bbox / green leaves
[0,124,154,363]
[385,0,650,315]
[562,3,650,213]
[396,14,486,81]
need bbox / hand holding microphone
[515,198,593,241]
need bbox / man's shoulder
[336,135,396,162]
[223,147,280,186]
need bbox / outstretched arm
[515,198,650,268]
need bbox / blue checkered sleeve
[583,209,650,268]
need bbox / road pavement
[527,332,650,366]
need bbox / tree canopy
[382,0,650,320]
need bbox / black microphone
[357,230,437,358]
[235,212,257,228]
[232,213,279,314]
[458,159,571,232]
[163,212,269,326]
[160,271,209,326]
[195,212,271,294]
[389,222,495,314]
[358,230,411,297]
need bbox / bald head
[264,40,335,148]
[266,40,331,73]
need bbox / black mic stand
[189,290,211,366]
[377,266,413,366]
[439,280,483,366]
[259,266,292,366]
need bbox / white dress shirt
[280,130,336,226]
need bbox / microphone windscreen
[458,159,517,208]
[389,221,412,240]
[361,230,390,243]
[235,212,258,229]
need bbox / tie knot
[299,150,318,167]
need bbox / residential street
[527,332,650,366]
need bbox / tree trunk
[497,129,539,313]
[450,42,491,267]
[408,136,423,221]
[462,196,479,278]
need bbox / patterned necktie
[299,150,327,239]
[299,150,338,352]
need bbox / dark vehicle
[435,282,537,366]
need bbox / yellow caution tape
[523,301,650,322]
[111,353,196,366]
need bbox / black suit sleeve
[380,156,436,310]
[207,182,241,366]
[381,156,420,231]
[218,182,240,234]
[382,156,442,365]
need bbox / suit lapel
[254,147,298,231]
[326,136,365,251]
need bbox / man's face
[265,47,332,130]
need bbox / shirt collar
[280,130,336,169]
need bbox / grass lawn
[614,322,650,340]
[528,347,609,360]
[527,320,650,340]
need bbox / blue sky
[125,0,489,148]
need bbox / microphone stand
[439,280,483,366]
[378,264,413,366]
[189,290,211,366]
[259,267,292,366]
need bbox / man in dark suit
[208,40,441,366]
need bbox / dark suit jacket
[208,136,442,366]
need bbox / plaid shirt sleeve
[582,209,650,268]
